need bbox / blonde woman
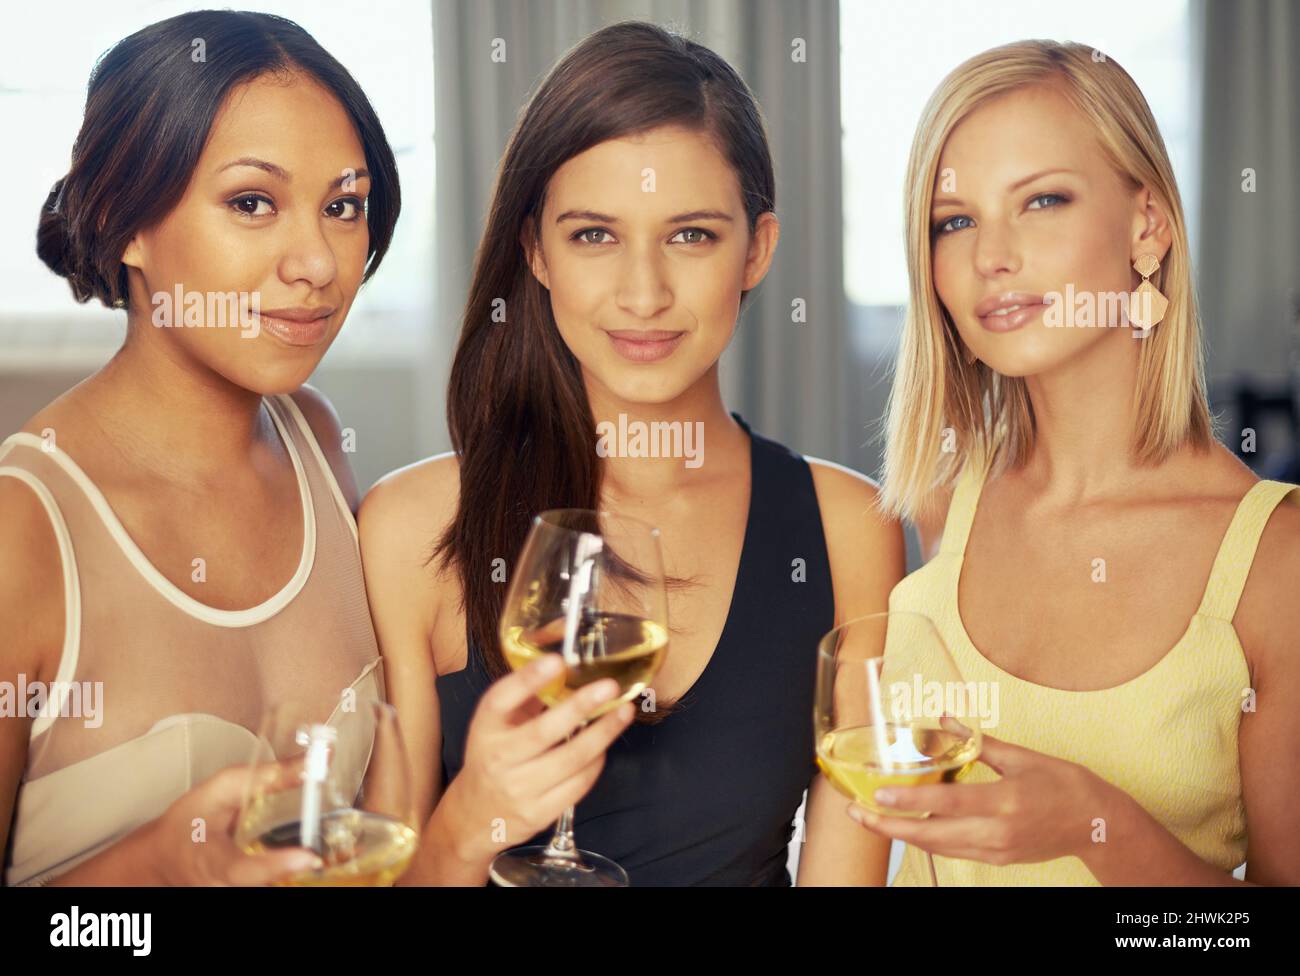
[854,41,1299,885]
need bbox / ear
[1129,186,1173,268]
[520,218,549,290]
[741,211,780,291]
[120,231,147,271]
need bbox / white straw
[297,723,336,856]
[863,655,894,771]
[561,532,603,666]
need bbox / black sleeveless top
[436,414,835,885]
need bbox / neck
[83,318,269,485]
[586,364,746,498]
[1018,331,1146,501]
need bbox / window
[1,0,434,365]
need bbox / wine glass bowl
[235,680,418,887]
[814,611,982,885]
[502,607,668,718]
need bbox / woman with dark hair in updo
[0,10,400,885]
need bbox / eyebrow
[932,168,1079,208]
[217,157,371,190]
[554,208,734,224]
[1007,167,1077,192]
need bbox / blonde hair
[880,40,1213,521]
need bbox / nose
[971,218,1022,279]
[277,210,339,291]
[614,246,673,319]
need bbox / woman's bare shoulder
[1233,466,1300,665]
[357,453,465,669]
[803,458,890,526]
[15,382,94,441]
[360,452,461,535]
[0,473,66,684]
[803,458,907,619]
[357,453,462,595]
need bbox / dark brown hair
[37,9,401,309]
[434,21,775,717]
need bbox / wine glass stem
[926,851,939,887]
[540,804,582,861]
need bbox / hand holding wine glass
[814,611,982,886]
[487,508,669,887]
[435,656,636,872]
[234,686,419,886]
[142,762,329,886]
[846,728,1112,870]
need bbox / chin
[981,348,1096,379]
[587,366,692,406]
[222,359,321,397]
[968,327,1101,380]
[975,353,1041,378]
[605,380,688,406]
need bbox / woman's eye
[1027,193,1067,210]
[670,227,714,245]
[228,193,275,218]
[573,227,614,245]
[934,215,974,235]
[326,197,365,221]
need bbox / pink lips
[606,329,686,363]
[974,292,1047,333]
[255,305,335,346]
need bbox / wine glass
[814,611,982,887]
[489,508,669,887]
[235,670,418,886]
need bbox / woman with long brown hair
[361,21,903,885]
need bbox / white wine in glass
[235,682,418,886]
[489,508,668,887]
[501,613,667,718]
[814,611,982,886]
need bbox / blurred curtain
[431,0,852,463]
[1195,0,1300,384]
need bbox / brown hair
[37,9,401,310]
[434,21,775,718]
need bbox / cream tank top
[0,393,383,885]
[887,459,1299,885]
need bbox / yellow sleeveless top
[887,460,1299,885]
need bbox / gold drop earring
[1127,253,1169,330]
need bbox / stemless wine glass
[814,611,982,887]
[235,674,418,886]
[489,508,669,887]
